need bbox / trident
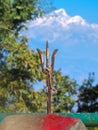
[37,41,58,114]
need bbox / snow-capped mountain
[23,9,98,84]
[25,8,98,44]
[29,8,87,27]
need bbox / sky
[23,0,98,86]
[52,0,98,84]
[54,0,98,23]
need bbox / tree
[38,69,77,113]
[0,0,53,112]
[0,43,42,112]
[0,0,42,46]
[77,72,98,112]
[51,70,77,113]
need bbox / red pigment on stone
[42,114,79,130]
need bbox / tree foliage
[77,72,98,112]
[51,70,77,113]
[0,0,40,34]
[0,0,45,112]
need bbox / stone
[0,114,87,130]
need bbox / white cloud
[24,8,98,45]
[68,16,88,27]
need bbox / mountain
[25,8,98,44]
[23,9,98,84]
[29,8,86,27]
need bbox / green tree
[77,72,98,112]
[0,43,42,112]
[0,0,53,112]
[37,69,77,113]
[0,0,42,47]
[51,70,77,113]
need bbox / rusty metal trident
[37,41,58,114]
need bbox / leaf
[16,6,24,9]
[14,16,21,20]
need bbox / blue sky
[54,0,98,23]
[24,0,98,86]
[52,0,98,84]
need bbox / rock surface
[0,114,87,130]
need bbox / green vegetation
[77,72,98,112]
[52,70,77,113]
[0,0,43,112]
